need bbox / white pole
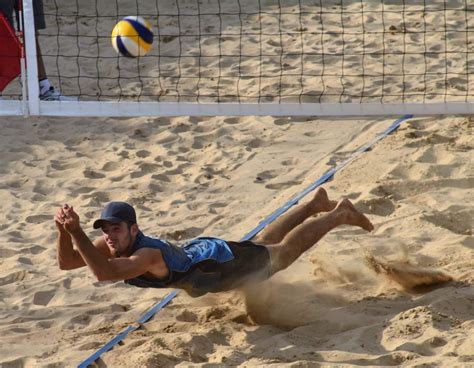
[20,58,27,115]
[17,3,28,115]
[22,0,39,115]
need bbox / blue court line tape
[77,114,412,367]
[77,290,178,368]
[241,114,413,241]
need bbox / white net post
[22,0,39,115]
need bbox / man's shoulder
[133,246,163,255]
[131,247,166,266]
[136,232,171,247]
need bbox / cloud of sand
[363,250,453,293]
[243,280,350,330]
[243,246,453,328]
[242,254,378,329]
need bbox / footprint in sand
[382,306,454,351]
[77,341,103,351]
[172,122,192,134]
[0,179,24,189]
[356,197,396,217]
[18,257,32,265]
[0,248,18,258]
[246,138,264,149]
[148,182,166,192]
[163,167,184,176]
[404,133,455,148]
[25,214,51,224]
[32,290,56,306]
[209,202,228,214]
[101,161,121,172]
[152,173,171,183]
[422,209,473,235]
[49,160,83,171]
[69,314,92,325]
[265,180,302,190]
[25,245,46,254]
[131,163,161,178]
[193,124,215,134]
[274,117,291,126]
[118,150,130,159]
[35,320,54,329]
[303,130,319,137]
[370,178,472,201]
[71,186,95,194]
[81,191,110,203]
[33,182,53,196]
[223,117,239,125]
[254,170,278,183]
[281,158,298,166]
[414,146,457,165]
[83,169,106,179]
[0,270,27,286]
[176,310,198,322]
[135,149,151,158]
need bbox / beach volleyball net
[1,0,474,116]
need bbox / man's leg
[266,199,374,274]
[253,187,337,245]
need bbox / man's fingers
[54,214,65,227]
[65,206,77,218]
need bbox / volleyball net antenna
[1,0,473,116]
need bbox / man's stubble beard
[116,231,133,258]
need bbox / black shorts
[226,240,271,279]
[0,0,46,30]
[171,240,271,296]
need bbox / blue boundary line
[242,114,413,241]
[77,290,178,368]
[77,114,412,367]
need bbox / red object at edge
[0,11,22,92]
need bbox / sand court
[0,0,473,365]
[0,115,471,366]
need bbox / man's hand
[56,204,82,234]
[54,206,69,233]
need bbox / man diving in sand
[54,188,374,297]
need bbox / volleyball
[111,16,153,57]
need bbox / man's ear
[130,223,139,236]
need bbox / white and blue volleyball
[111,16,153,57]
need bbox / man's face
[101,221,136,257]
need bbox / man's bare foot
[311,187,338,213]
[334,199,374,231]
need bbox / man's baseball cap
[93,201,137,229]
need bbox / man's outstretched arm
[61,205,165,282]
[55,205,86,270]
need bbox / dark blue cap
[93,201,137,229]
